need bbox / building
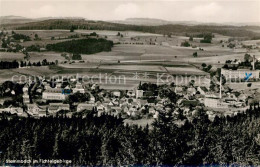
[42,86,66,101]
[27,104,47,116]
[89,93,95,103]
[72,82,85,94]
[204,98,219,108]
[204,97,229,108]
[136,89,144,98]
[0,105,23,115]
[77,103,95,112]
[112,91,121,97]
[221,68,259,80]
[48,103,70,114]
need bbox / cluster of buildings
[0,67,257,120]
[222,55,260,81]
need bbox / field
[1,29,259,89]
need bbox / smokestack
[253,55,255,70]
[220,72,222,99]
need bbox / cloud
[114,3,140,19]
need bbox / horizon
[2,15,260,23]
[0,0,259,24]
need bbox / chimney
[253,55,256,70]
[220,72,222,99]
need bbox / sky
[0,0,259,23]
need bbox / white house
[73,82,85,94]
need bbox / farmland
[0,29,259,89]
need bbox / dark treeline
[0,60,56,70]
[0,61,19,69]
[0,106,260,166]
[12,33,31,41]
[46,38,113,54]
[2,19,260,39]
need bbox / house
[48,103,70,114]
[238,94,247,102]
[136,89,144,98]
[123,106,129,113]
[97,104,105,112]
[38,111,47,117]
[149,107,156,114]
[112,91,121,97]
[73,82,85,94]
[27,104,47,116]
[137,99,148,107]
[111,107,122,115]
[153,111,159,119]
[127,90,135,97]
[89,93,95,103]
[23,83,29,93]
[23,93,30,104]
[174,86,183,95]
[0,105,23,115]
[187,88,196,96]
[91,84,98,90]
[77,103,95,112]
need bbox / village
[0,26,260,125]
[0,62,259,124]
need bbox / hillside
[1,19,260,39]
[0,15,34,24]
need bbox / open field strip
[98,64,167,72]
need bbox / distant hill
[0,15,86,25]
[112,18,203,26]
[0,15,34,24]
[112,18,172,26]
[1,17,260,39]
[112,18,260,27]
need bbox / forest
[0,105,260,166]
[46,38,113,54]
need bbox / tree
[70,26,76,32]
[244,53,251,63]
[193,52,198,57]
[34,34,39,39]
[1,41,7,48]
[189,36,193,41]
[181,41,190,47]
[201,63,207,68]
[72,53,82,60]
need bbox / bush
[181,41,190,47]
